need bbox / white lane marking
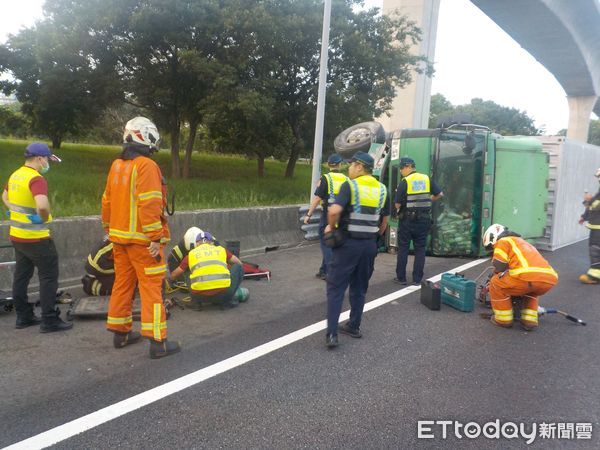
[4,257,489,450]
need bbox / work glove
[27,214,44,224]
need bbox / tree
[0,22,120,148]
[205,85,292,177]
[428,93,454,128]
[0,104,29,138]
[41,0,226,178]
[588,119,600,146]
[204,0,431,178]
[262,1,432,177]
[428,95,542,136]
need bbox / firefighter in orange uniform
[483,224,558,331]
[102,117,180,359]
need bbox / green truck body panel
[492,137,548,240]
[373,128,548,257]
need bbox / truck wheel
[333,122,386,158]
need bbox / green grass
[1,139,314,217]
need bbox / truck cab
[335,122,549,257]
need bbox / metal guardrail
[298,205,321,241]
[0,242,15,267]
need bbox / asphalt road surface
[0,240,598,449]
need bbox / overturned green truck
[333,122,549,257]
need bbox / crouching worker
[483,224,558,331]
[81,235,115,296]
[164,226,204,293]
[169,230,249,309]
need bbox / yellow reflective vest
[347,175,387,238]
[324,172,348,204]
[6,166,52,240]
[404,172,431,211]
[189,243,231,292]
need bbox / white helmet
[595,167,600,178]
[482,223,506,249]
[123,117,160,150]
[183,226,203,250]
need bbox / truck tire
[333,122,386,158]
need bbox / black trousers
[396,217,431,283]
[12,239,59,319]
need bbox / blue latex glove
[27,214,44,224]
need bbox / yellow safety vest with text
[347,175,387,238]
[404,172,431,211]
[6,166,52,240]
[189,244,231,291]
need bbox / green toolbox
[440,273,475,312]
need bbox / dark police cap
[351,151,374,168]
[399,157,415,167]
[327,153,343,165]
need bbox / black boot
[15,314,42,329]
[113,331,142,348]
[40,308,73,333]
[149,339,181,359]
[325,333,338,348]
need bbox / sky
[1,0,595,134]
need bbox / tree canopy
[588,119,600,146]
[0,22,120,148]
[1,0,431,177]
[429,94,542,136]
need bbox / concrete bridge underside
[472,0,600,141]
[381,0,600,142]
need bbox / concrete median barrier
[0,205,306,291]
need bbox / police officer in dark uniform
[394,157,443,285]
[324,151,389,348]
[304,153,348,280]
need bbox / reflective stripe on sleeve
[139,191,163,201]
[144,264,167,276]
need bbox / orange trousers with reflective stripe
[489,273,556,328]
[107,243,167,341]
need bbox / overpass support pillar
[378,0,440,132]
[567,95,597,142]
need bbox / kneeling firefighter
[169,230,249,308]
[167,226,206,274]
[483,224,558,331]
[81,235,115,296]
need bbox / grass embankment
[0,139,312,217]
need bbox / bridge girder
[471,0,600,118]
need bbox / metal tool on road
[66,295,142,321]
[538,307,586,326]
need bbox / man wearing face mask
[2,142,73,332]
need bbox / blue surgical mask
[39,160,50,174]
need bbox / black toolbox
[420,280,441,310]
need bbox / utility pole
[309,0,332,201]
